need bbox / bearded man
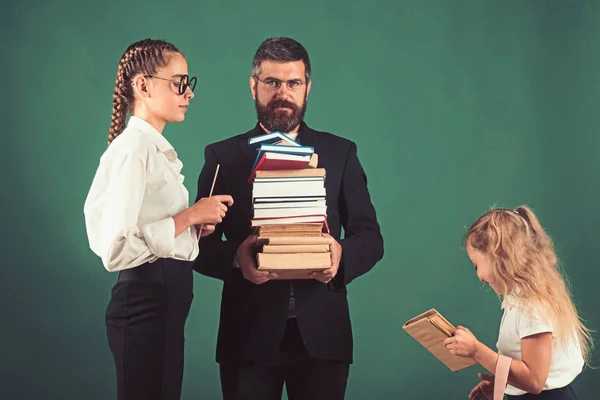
[193,37,384,400]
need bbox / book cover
[248,131,301,147]
[248,153,312,183]
[257,252,331,280]
[254,196,326,204]
[403,309,477,372]
[262,244,330,253]
[253,200,327,209]
[252,180,326,199]
[256,223,325,238]
[257,236,335,246]
[253,206,327,219]
[255,168,326,179]
[251,215,330,233]
[250,144,314,173]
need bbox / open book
[403,309,477,372]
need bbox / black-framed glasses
[254,76,306,92]
[144,74,197,95]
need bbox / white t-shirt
[496,296,584,396]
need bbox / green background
[2,0,598,398]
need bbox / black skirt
[506,384,577,400]
[105,258,194,400]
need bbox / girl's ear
[133,75,151,98]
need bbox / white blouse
[84,116,199,272]
[497,296,584,396]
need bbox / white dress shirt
[497,296,584,395]
[84,116,199,272]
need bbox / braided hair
[108,39,180,145]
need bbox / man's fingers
[310,273,333,283]
[255,271,278,284]
[248,272,270,285]
[253,269,269,277]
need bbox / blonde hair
[466,205,593,363]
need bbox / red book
[248,152,311,183]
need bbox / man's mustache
[268,98,298,110]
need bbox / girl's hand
[469,373,494,399]
[443,326,481,358]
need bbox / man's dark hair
[251,37,311,82]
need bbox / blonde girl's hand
[443,326,480,358]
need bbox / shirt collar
[127,116,174,154]
[501,294,518,310]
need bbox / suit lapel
[296,122,320,152]
[238,124,264,167]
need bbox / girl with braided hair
[84,38,233,399]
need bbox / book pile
[247,132,331,279]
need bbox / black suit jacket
[193,122,384,363]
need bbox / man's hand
[237,235,278,284]
[310,234,342,283]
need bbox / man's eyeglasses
[144,74,197,95]
[254,77,306,92]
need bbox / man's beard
[255,95,307,133]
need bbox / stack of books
[255,224,334,279]
[248,132,331,279]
